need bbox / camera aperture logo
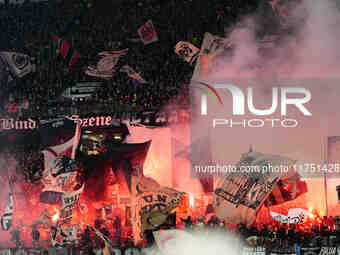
[193,81,312,128]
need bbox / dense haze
[189,0,340,215]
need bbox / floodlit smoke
[145,230,241,255]
[209,0,340,78]
[125,117,203,194]
[188,0,340,216]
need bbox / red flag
[53,34,80,67]
[264,174,307,207]
[137,20,158,45]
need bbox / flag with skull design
[174,41,200,65]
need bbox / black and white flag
[1,192,13,231]
[0,52,33,78]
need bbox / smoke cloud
[146,230,241,255]
[188,0,340,215]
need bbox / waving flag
[0,52,33,78]
[87,225,114,255]
[53,35,81,68]
[264,173,307,207]
[191,32,230,80]
[174,41,200,65]
[1,192,14,231]
[40,121,81,204]
[138,20,158,45]
[120,65,147,84]
[270,208,308,224]
[131,176,183,245]
[85,49,128,78]
[213,150,296,224]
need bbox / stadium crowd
[3,0,336,251]
[0,0,260,119]
[177,215,340,248]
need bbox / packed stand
[0,0,259,120]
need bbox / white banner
[270,208,308,224]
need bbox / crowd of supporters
[175,214,340,248]
[0,0,260,119]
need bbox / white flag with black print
[1,192,13,231]
[40,121,81,204]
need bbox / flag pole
[323,136,328,217]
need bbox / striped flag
[53,34,81,67]
[1,192,13,231]
[264,173,307,207]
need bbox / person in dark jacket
[181,216,193,230]
[31,225,40,248]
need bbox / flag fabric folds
[270,208,308,224]
[191,32,230,80]
[39,118,77,149]
[40,121,81,204]
[85,49,128,78]
[120,65,147,84]
[131,176,183,245]
[53,35,81,68]
[174,41,200,65]
[0,52,33,78]
[137,20,158,45]
[212,150,296,224]
[264,173,307,207]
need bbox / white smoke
[146,230,242,255]
[188,0,340,215]
[209,0,340,78]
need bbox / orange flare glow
[52,210,60,222]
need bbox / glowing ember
[308,207,314,218]
[189,194,194,208]
[52,210,60,222]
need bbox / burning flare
[52,210,60,222]
[189,194,194,208]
